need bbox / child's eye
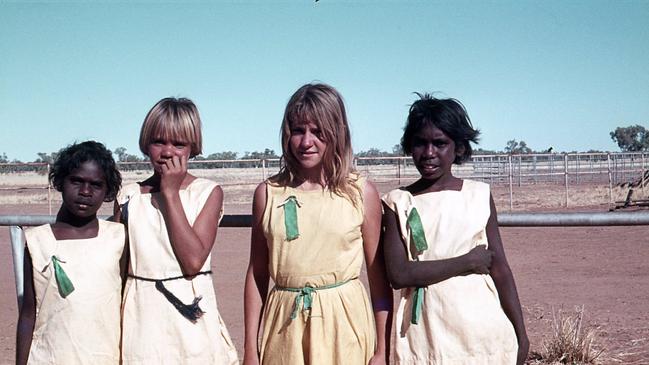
[291,127,305,135]
[174,142,187,149]
[412,138,426,147]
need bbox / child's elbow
[182,259,207,276]
[387,268,411,290]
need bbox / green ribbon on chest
[51,256,75,298]
[279,195,301,241]
[407,207,428,253]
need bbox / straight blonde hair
[270,83,361,205]
[139,97,203,158]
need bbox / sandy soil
[1,180,648,364]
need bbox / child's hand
[466,245,493,274]
[159,155,188,195]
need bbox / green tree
[0,152,8,163]
[504,139,532,154]
[114,146,143,162]
[610,125,649,152]
[35,152,58,164]
[204,151,238,160]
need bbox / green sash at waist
[275,278,356,320]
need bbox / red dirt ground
[1,183,648,364]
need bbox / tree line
[1,125,647,171]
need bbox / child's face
[61,160,108,219]
[289,120,327,172]
[147,136,191,174]
[411,124,460,181]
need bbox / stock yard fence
[1,152,648,212]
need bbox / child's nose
[300,133,315,147]
[79,183,92,196]
[424,144,436,157]
[161,145,174,157]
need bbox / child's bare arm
[243,183,270,365]
[382,202,493,289]
[16,247,36,365]
[486,195,529,365]
[362,181,393,364]
[157,155,222,275]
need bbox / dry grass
[529,306,604,364]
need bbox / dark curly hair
[49,141,122,202]
[401,93,480,164]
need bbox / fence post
[517,155,522,187]
[642,152,646,193]
[564,153,569,207]
[261,159,266,180]
[10,225,24,308]
[508,155,514,210]
[397,158,401,185]
[47,163,52,215]
[607,153,613,205]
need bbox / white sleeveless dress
[117,178,238,364]
[24,220,125,364]
[382,179,518,364]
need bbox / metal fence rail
[4,211,649,308]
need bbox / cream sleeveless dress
[24,220,125,364]
[382,179,518,365]
[117,178,238,364]
[259,177,376,365]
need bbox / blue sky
[1,1,648,162]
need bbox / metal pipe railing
[4,211,649,309]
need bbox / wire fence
[1,152,647,211]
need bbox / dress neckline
[137,177,201,195]
[405,179,467,197]
[47,220,103,241]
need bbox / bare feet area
[1,180,647,364]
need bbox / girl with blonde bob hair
[116,97,238,364]
[244,83,393,365]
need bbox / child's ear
[455,143,466,158]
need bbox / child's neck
[51,209,99,240]
[409,175,463,194]
[140,173,196,193]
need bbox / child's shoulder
[186,177,218,192]
[461,179,490,193]
[381,187,414,208]
[24,223,52,240]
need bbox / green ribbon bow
[276,279,352,321]
[411,287,424,324]
[51,256,75,298]
[290,287,315,320]
[407,207,428,253]
[279,196,300,241]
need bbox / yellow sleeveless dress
[24,220,125,364]
[382,179,518,364]
[259,176,376,365]
[117,178,238,364]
